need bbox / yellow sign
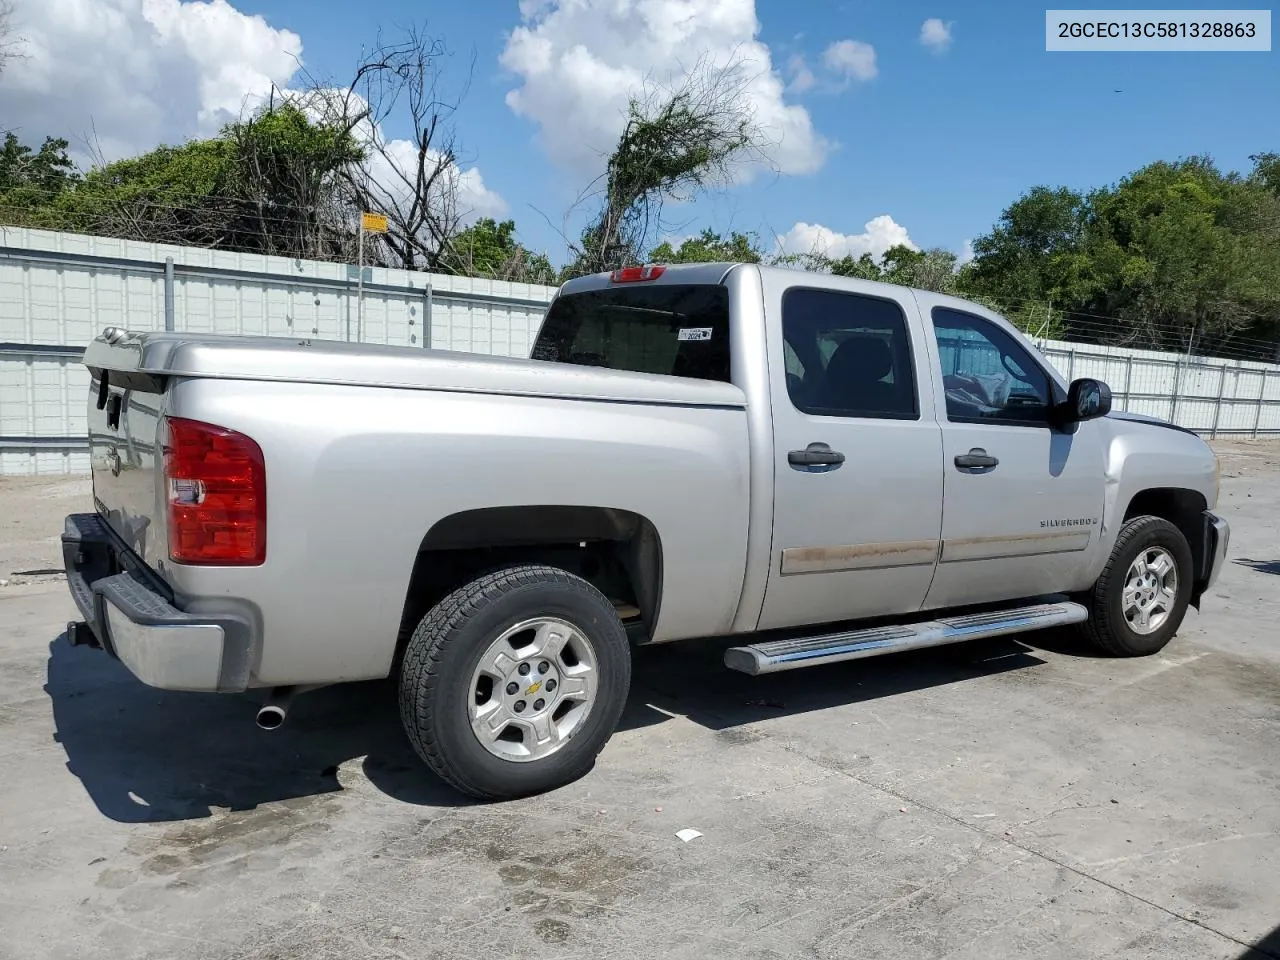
[361,211,389,234]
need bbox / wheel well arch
[395,505,663,666]
[1123,486,1207,530]
[1122,487,1212,600]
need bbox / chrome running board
[723,601,1088,676]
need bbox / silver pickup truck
[63,262,1229,799]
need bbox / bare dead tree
[326,27,476,270]
[184,25,474,267]
[564,52,771,277]
[0,1,24,77]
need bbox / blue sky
[5,0,1277,267]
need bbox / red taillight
[610,264,667,283]
[163,417,266,565]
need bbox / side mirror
[1062,377,1112,423]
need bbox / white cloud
[777,216,916,261]
[958,238,975,266]
[0,0,303,162]
[370,137,508,224]
[822,39,878,84]
[452,167,508,222]
[919,18,954,52]
[786,54,816,94]
[500,0,829,179]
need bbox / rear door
[920,302,1105,609]
[757,278,945,631]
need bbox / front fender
[1100,421,1217,538]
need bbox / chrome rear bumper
[62,513,245,692]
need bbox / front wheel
[1077,515,1194,657]
[399,564,631,800]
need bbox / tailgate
[86,351,168,568]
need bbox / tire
[1077,515,1194,657]
[398,564,631,801]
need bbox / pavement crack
[1081,831,1280,869]
[764,733,1275,958]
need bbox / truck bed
[85,331,747,408]
[82,329,754,689]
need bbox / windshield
[530,284,731,383]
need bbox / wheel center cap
[507,659,559,715]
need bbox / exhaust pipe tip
[256,704,286,730]
[254,684,326,731]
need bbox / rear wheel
[1078,516,1193,657]
[399,564,630,800]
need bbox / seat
[815,337,900,414]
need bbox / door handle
[955,448,999,470]
[789,442,846,468]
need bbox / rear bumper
[62,513,244,692]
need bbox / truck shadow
[46,629,1055,824]
[1241,923,1280,959]
[1234,558,1280,576]
[623,632,1052,732]
[45,634,465,823]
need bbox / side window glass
[782,339,807,402]
[781,288,918,420]
[931,308,1051,423]
[783,339,805,378]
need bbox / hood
[1105,409,1200,437]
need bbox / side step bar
[724,601,1088,676]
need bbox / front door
[758,281,945,632]
[920,303,1105,610]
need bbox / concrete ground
[1,441,1279,960]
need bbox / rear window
[531,285,731,382]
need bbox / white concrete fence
[1,227,555,474]
[2,226,1278,475]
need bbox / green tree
[880,244,959,294]
[648,229,763,264]
[568,56,765,277]
[443,218,556,284]
[38,104,363,258]
[56,138,233,243]
[224,103,364,258]
[774,244,961,295]
[959,185,1090,309]
[825,252,882,281]
[771,249,883,280]
[0,133,78,193]
[1081,158,1280,351]
[960,157,1280,354]
[0,133,80,226]
[1251,152,1280,197]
